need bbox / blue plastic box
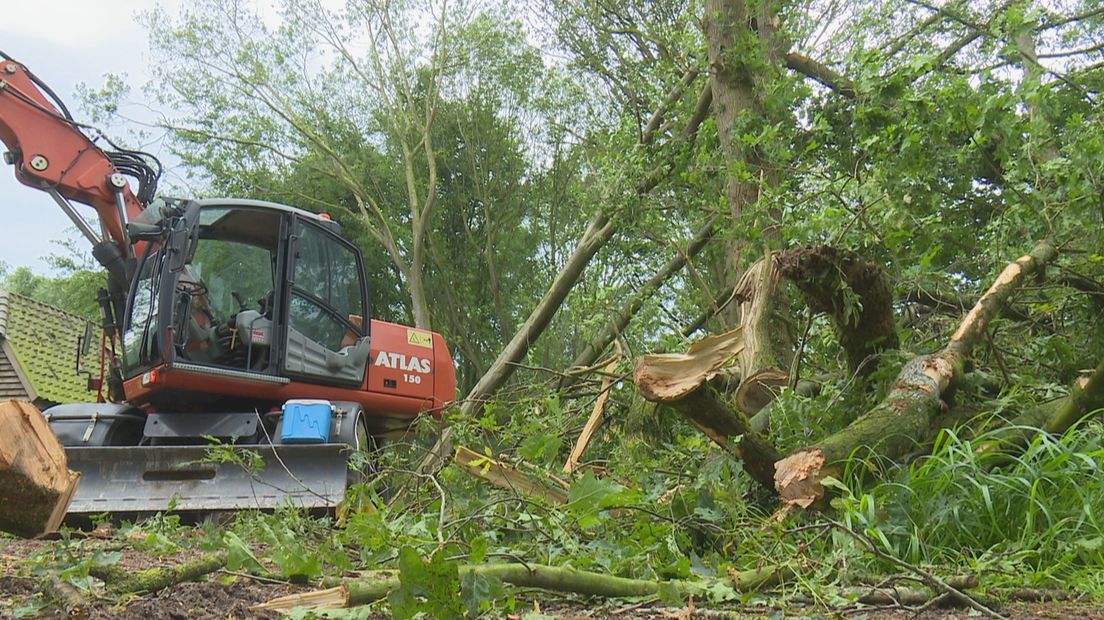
[280,400,333,444]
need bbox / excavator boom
[0,52,147,257]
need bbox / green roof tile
[0,290,102,405]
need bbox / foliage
[836,421,1104,589]
[1,240,104,319]
[4,0,1104,615]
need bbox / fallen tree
[633,241,1078,508]
[774,241,1058,507]
[254,561,785,612]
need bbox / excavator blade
[64,444,349,514]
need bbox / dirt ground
[2,537,1102,619]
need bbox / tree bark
[774,241,1058,508]
[0,400,80,538]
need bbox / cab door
[281,217,370,386]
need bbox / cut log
[455,446,568,504]
[774,241,1057,508]
[0,400,80,538]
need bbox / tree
[144,0,496,330]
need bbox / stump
[0,400,80,537]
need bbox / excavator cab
[120,199,372,395]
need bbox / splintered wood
[634,327,744,402]
[563,343,621,474]
[455,446,568,504]
[0,399,80,537]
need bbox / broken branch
[774,241,1057,508]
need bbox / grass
[832,418,1104,594]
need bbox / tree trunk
[662,388,781,491]
[731,256,792,417]
[410,78,719,482]
[774,241,1058,508]
[461,213,617,416]
[633,328,781,491]
[703,0,784,325]
[0,400,80,538]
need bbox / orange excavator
[0,51,456,513]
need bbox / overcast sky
[0,1,170,273]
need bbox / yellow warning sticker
[407,329,433,349]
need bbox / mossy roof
[0,290,101,405]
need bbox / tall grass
[837,419,1104,589]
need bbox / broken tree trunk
[731,256,791,417]
[666,388,781,491]
[777,246,898,375]
[0,400,80,538]
[774,241,1058,508]
[255,562,785,611]
[634,328,782,491]
[563,344,621,473]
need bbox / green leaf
[460,570,507,616]
[657,581,684,606]
[567,472,625,528]
[519,434,563,464]
[223,531,265,574]
[389,547,464,620]
[468,535,489,564]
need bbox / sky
[0,1,172,274]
